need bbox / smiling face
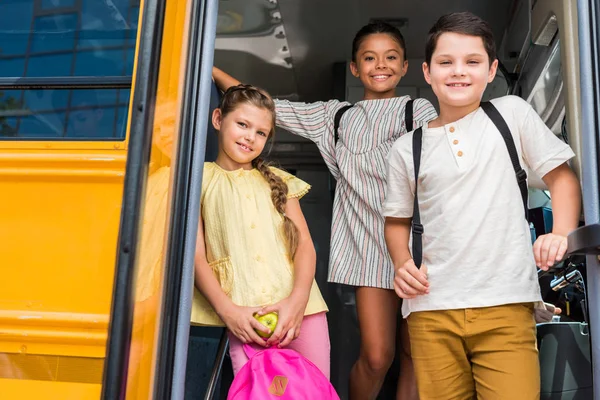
[350,33,408,100]
[212,102,273,170]
[423,32,498,116]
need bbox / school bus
[0,0,598,399]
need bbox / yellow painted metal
[0,379,101,400]
[0,0,194,395]
[0,4,138,400]
[0,353,103,383]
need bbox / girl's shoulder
[354,95,411,107]
[268,165,295,182]
[268,166,311,200]
[352,95,420,116]
[353,95,435,110]
[202,162,218,180]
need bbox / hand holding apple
[220,304,269,346]
[256,293,308,348]
[253,312,278,338]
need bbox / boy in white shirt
[383,11,581,399]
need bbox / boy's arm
[212,67,241,92]
[383,143,429,298]
[384,216,412,267]
[534,162,581,269]
[384,216,429,298]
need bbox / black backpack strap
[411,127,424,268]
[334,105,353,144]
[405,99,414,131]
[480,102,529,220]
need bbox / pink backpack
[227,344,340,399]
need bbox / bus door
[573,0,600,397]
[0,0,138,398]
[102,0,218,399]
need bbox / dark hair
[352,21,407,62]
[218,84,299,258]
[425,12,496,65]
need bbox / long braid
[252,157,299,259]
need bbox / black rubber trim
[0,76,132,90]
[100,0,167,398]
[152,0,210,397]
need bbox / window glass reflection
[0,0,139,140]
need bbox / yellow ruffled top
[191,162,328,326]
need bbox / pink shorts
[227,311,331,379]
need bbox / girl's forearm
[212,67,241,91]
[290,239,316,301]
[194,259,235,318]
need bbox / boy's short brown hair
[425,12,496,65]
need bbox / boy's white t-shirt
[383,95,575,318]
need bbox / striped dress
[275,96,438,289]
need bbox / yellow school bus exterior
[0,0,192,397]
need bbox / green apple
[254,312,278,338]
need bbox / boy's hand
[533,233,569,270]
[394,259,429,299]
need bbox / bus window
[0,0,138,140]
[0,1,140,398]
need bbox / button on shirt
[383,96,575,317]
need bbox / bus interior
[0,0,599,399]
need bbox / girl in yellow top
[192,84,330,378]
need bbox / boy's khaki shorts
[407,303,540,400]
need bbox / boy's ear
[422,62,432,84]
[350,62,360,78]
[212,108,222,131]
[488,59,499,83]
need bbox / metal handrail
[204,329,229,400]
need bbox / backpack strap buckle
[412,222,424,235]
[516,168,527,183]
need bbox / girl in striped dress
[213,21,437,400]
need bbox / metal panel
[530,0,583,178]
[576,0,600,397]
[170,0,219,398]
[101,0,167,397]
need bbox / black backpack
[333,99,414,144]
[410,101,528,268]
[329,100,414,201]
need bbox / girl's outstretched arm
[194,216,269,345]
[212,67,241,92]
[259,198,315,347]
